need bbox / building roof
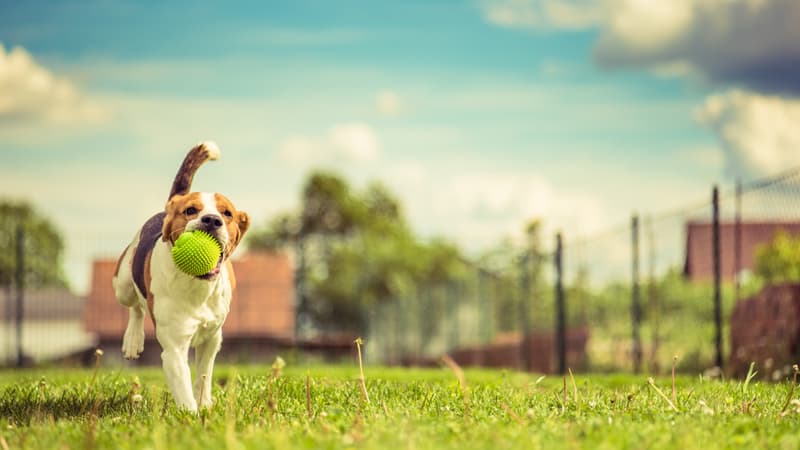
[83,251,295,339]
[684,221,800,282]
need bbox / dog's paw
[122,327,144,360]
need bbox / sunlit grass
[0,363,798,449]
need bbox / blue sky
[2,0,799,291]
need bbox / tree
[754,231,800,283]
[0,200,67,289]
[248,172,467,335]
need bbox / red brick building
[83,252,296,364]
[683,221,800,282]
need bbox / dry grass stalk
[672,355,678,406]
[441,355,470,417]
[306,371,313,419]
[568,368,581,415]
[500,402,525,426]
[354,338,370,405]
[90,348,104,387]
[647,377,679,412]
[779,364,800,417]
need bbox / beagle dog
[112,142,250,411]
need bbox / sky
[2,0,800,292]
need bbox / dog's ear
[162,194,186,243]
[237,211,250,237]
[231,211,250,248]
[223,210,249,257]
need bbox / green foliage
[248,172,468,334]
[567,268,745,373]
[0,365,799,449]
[754,231,800,283]
[0,200,66,288]
[476,221,549,334]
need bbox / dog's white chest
[149,243,232,341]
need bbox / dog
[112,142,250,411]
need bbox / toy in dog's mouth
[196,253,223,280]
[197,233,224,280]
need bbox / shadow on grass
[0,380,132,424]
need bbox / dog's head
[162,192,250,278]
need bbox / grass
[0,362,799,450]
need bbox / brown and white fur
[112,142,249,411]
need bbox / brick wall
[729,283,800,377]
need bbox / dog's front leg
[193,329,222,409]
[157,325,197,412]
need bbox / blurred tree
[475,219,549,333]
[754,231,800,283]
[0,200,67,289]
[248,172,467,336]
[300,172,365,237]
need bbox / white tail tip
[198,141,221,160]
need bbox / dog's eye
[223,210,233,218]
[184,207,198,216]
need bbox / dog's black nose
[201,214,223,230]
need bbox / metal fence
[364,168,800,374]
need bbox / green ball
[171,230,223,276]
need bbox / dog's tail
[168,141,221,200]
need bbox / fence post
[646,216,660,373]
[734,178,742,304]
[15,224,25,368]
[554,233,566,375]
[293,237,306,340]
[712,185,723,369]
[447,281,460,352]
[477,268,490,344]
[631,215,642,374]
[518,253,531,371]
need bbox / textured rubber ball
[171,230,222,276]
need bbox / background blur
[2,0,800,373]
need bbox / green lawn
[0,363,798,449]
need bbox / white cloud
[407,171,610,251]
[594,0,800,95]
[695,89,800,177]
[480,0,604,30]
[277,122,381,167]
[0,43,107,124]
